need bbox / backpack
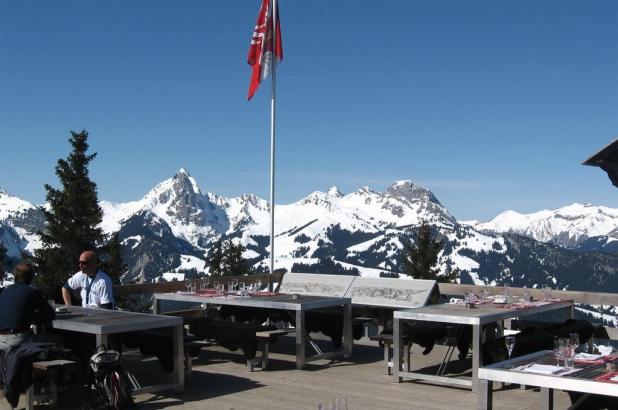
[86,346,138,410]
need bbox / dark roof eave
[582,138,618,167]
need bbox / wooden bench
[183,339,212,377]
[248,328,295,371]
[25,359,78,409]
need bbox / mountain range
[1,170,618,300]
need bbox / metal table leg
[540,387,553,410]
[477,379,492,410]
[343,303,353,359]
[96,334,109,348]
[296,310,306,369]
[393,317,401,383]
[173,323,185,392]
[472,323,482,393]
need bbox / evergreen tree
[402,221,454,283]
[33,130,104,293]
[207,240,224,276]
[100,232,126,285]
[224,241,247,276]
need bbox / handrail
[113,274,617,338]
[438,283,618,306]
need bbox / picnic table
[51,306,184,393]
[393,298,573,392]
[152,291,353,369]
[478,350,618,409]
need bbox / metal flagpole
[269,0,278,288]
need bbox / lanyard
[85,275,95,305]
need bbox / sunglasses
[79,260,95,265]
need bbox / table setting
[450,285,570,310]
[501,332,618,382]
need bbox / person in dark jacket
[0,265,5,295]
[0,263,55,351]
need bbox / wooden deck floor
[4,337,574,410]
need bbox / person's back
[0,283,53,332]
[0,263,55,351]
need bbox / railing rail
[438,283,618,306]
[113,274,618,338]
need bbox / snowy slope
[475,203,618,248]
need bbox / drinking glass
[542,284,552,301]
[481,290,489,303]
[558,337,568,366]
[214,280,220,295]
[553,337,563,366]
[256,280,263,292]
[184,279,192,293]
[318,399,334,410]
[569,333,580,353]
[334,396,348,410]
[503,284,512,304]
[505,336,516,367]
[564,343,575,369]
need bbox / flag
[247,0,283,101]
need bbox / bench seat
[26,359,78,409]
[249,328,295,371]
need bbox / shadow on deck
[6,337,574,410]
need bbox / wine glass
[184,279,192,293]
[553,337,564,366]
[503,283,512,304]
[563,342,575,369]
[505,336,516,367]
[569,333,580,353]
[542,284,552,301]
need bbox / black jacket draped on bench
[0,342,67,408]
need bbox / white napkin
[597,345,613,356]
[519,364,566,375]
[574,353,603,360]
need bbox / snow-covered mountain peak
[386,180,440,204]
[172,169,201,196]
[0,188,38,221]
[327,186,343,197]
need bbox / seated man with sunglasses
[62,250,114,309]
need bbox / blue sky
[1,0,616,221]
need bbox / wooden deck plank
[127,337,573,410]
[7,337,574,410]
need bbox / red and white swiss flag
[247,0,283,101]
